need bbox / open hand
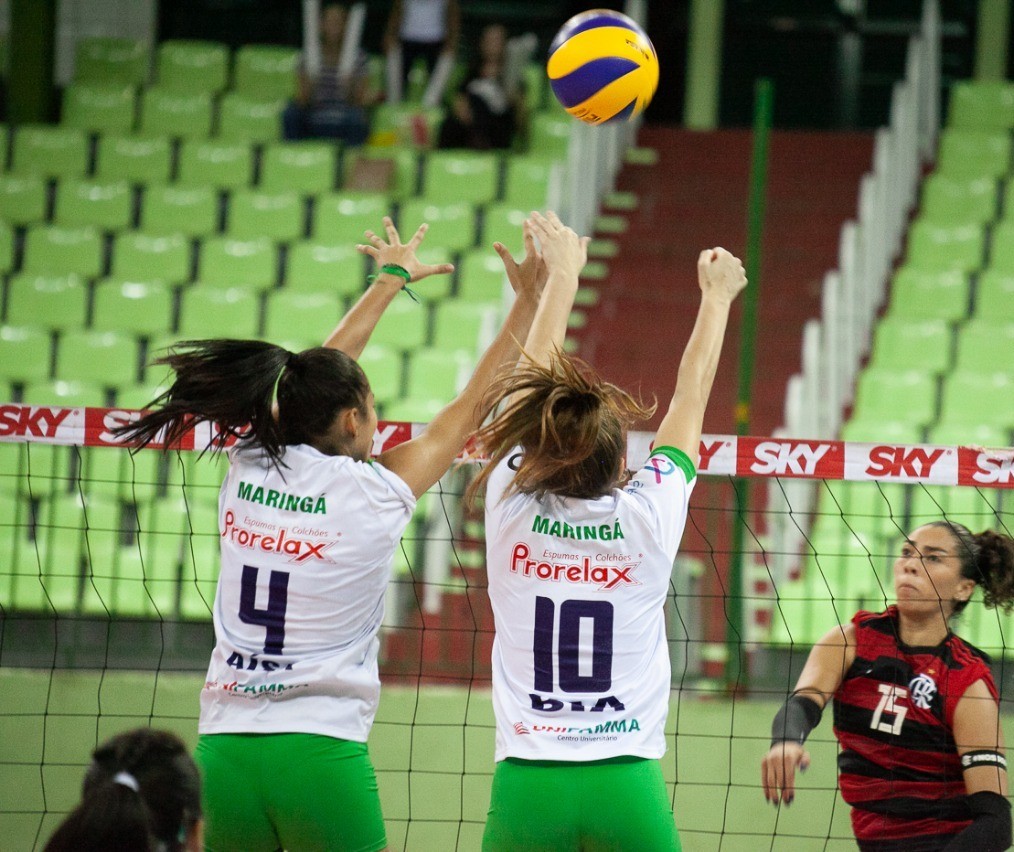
[760,741,810,807]
[493,219,547,300]
[698,247,747,303]
[527,211,589,281]
[357,216,455,283]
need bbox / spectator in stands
[113,215,555,852]
[384,0,460,106]
[437,23,522,150]
[283,2,372,144]
[761,522,1014,851]
[44,728,203,852]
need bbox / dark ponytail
[931,521,1014,614]
[116,340,369,465]
[44,729,201,852]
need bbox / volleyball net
[1,403,1013,851]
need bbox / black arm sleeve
[770,694,823,748]
[942,791,1012,852]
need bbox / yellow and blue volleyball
[547,9,658,125]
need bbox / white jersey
[485,446,696,761]
[199,443,415,742]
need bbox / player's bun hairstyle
[930,521,1014,614]
[115,339,369,466]
[44,728,201,852]
[469,349,654,501]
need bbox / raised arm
[761,622,855,806]
[321,216,453,359]
[654,248,746,462]
[377,219,549,498]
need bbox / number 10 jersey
[484,446,697,762]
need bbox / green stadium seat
[369,298,427,351]
[523,62,549,111]
[284,241,364,296]
[227,189,305,242]
[868,318,952,374]
[410,245,454,301]
[936,129,1012,180]
[405,348,472,399]
[177,286,260,338]
[263,290,342,347]
[975,270,1014,320]
[232,45,300,100]
[53,178,133,231]
[11,125,89,179]
[198,237,277,290]
[382,396,444,423]
[139,88,213,139]
[954,318,1014,375]
[22,224,103,278]
[987,221,1014,274]
[260,141,338,194]
[927,421,1010,447]
[503,156,554,209]
[218,93,283,143]
[938,369,1014,430]
[432,301,495,353]
[5,273,87,331]
[74,37,148,87]
[948,81,1014,130]
[919,174,997,226]
[839,418,924,444]
[910,482,1001,531]
[398,199,475,253]
[313,192,389,243]
[0,325,51,384]
[141,184,218,237]
[55,329,139,387]
[179,509,220,620]
[371,103,444,149]
[456,249,506,303]
[183,452,229,505]
[21,378,105,407]
[0,173,48,225]
[111,231,191,283]
[92,278,174,336]
[906,219,985,273]
[481,203,526,252]
[114,380,169,409]
[177,138,253,190]
[423,151,499,205]
[62,84,136,134]
[357,345,403,404]
[529,113,571,158]
[851,367,937,427]
[95,134,172,184]
[886,267,969,322]
[344,147,418,198]
[157,40,229,94]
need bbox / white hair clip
[112,771,140,793]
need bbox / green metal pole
[684,0,725,130]
[725,78,773,693]
[974,0,1011,82]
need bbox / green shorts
[482,756,682,852]
[195,733,386,852]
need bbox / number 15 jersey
[484,445,696,762]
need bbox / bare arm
[444,0,461,54]
[760,622,856,806]
[322,217,453,359]
[654,248,746,462]
[383,0,403,53]
[295,68,312,106]
[954,679,1008,797]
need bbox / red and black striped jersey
[832,607,998,851]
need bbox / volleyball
[547,9,659,125]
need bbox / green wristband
[380,264,412,284]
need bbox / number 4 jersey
[199,444,415,742]
[484,445,697,762]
